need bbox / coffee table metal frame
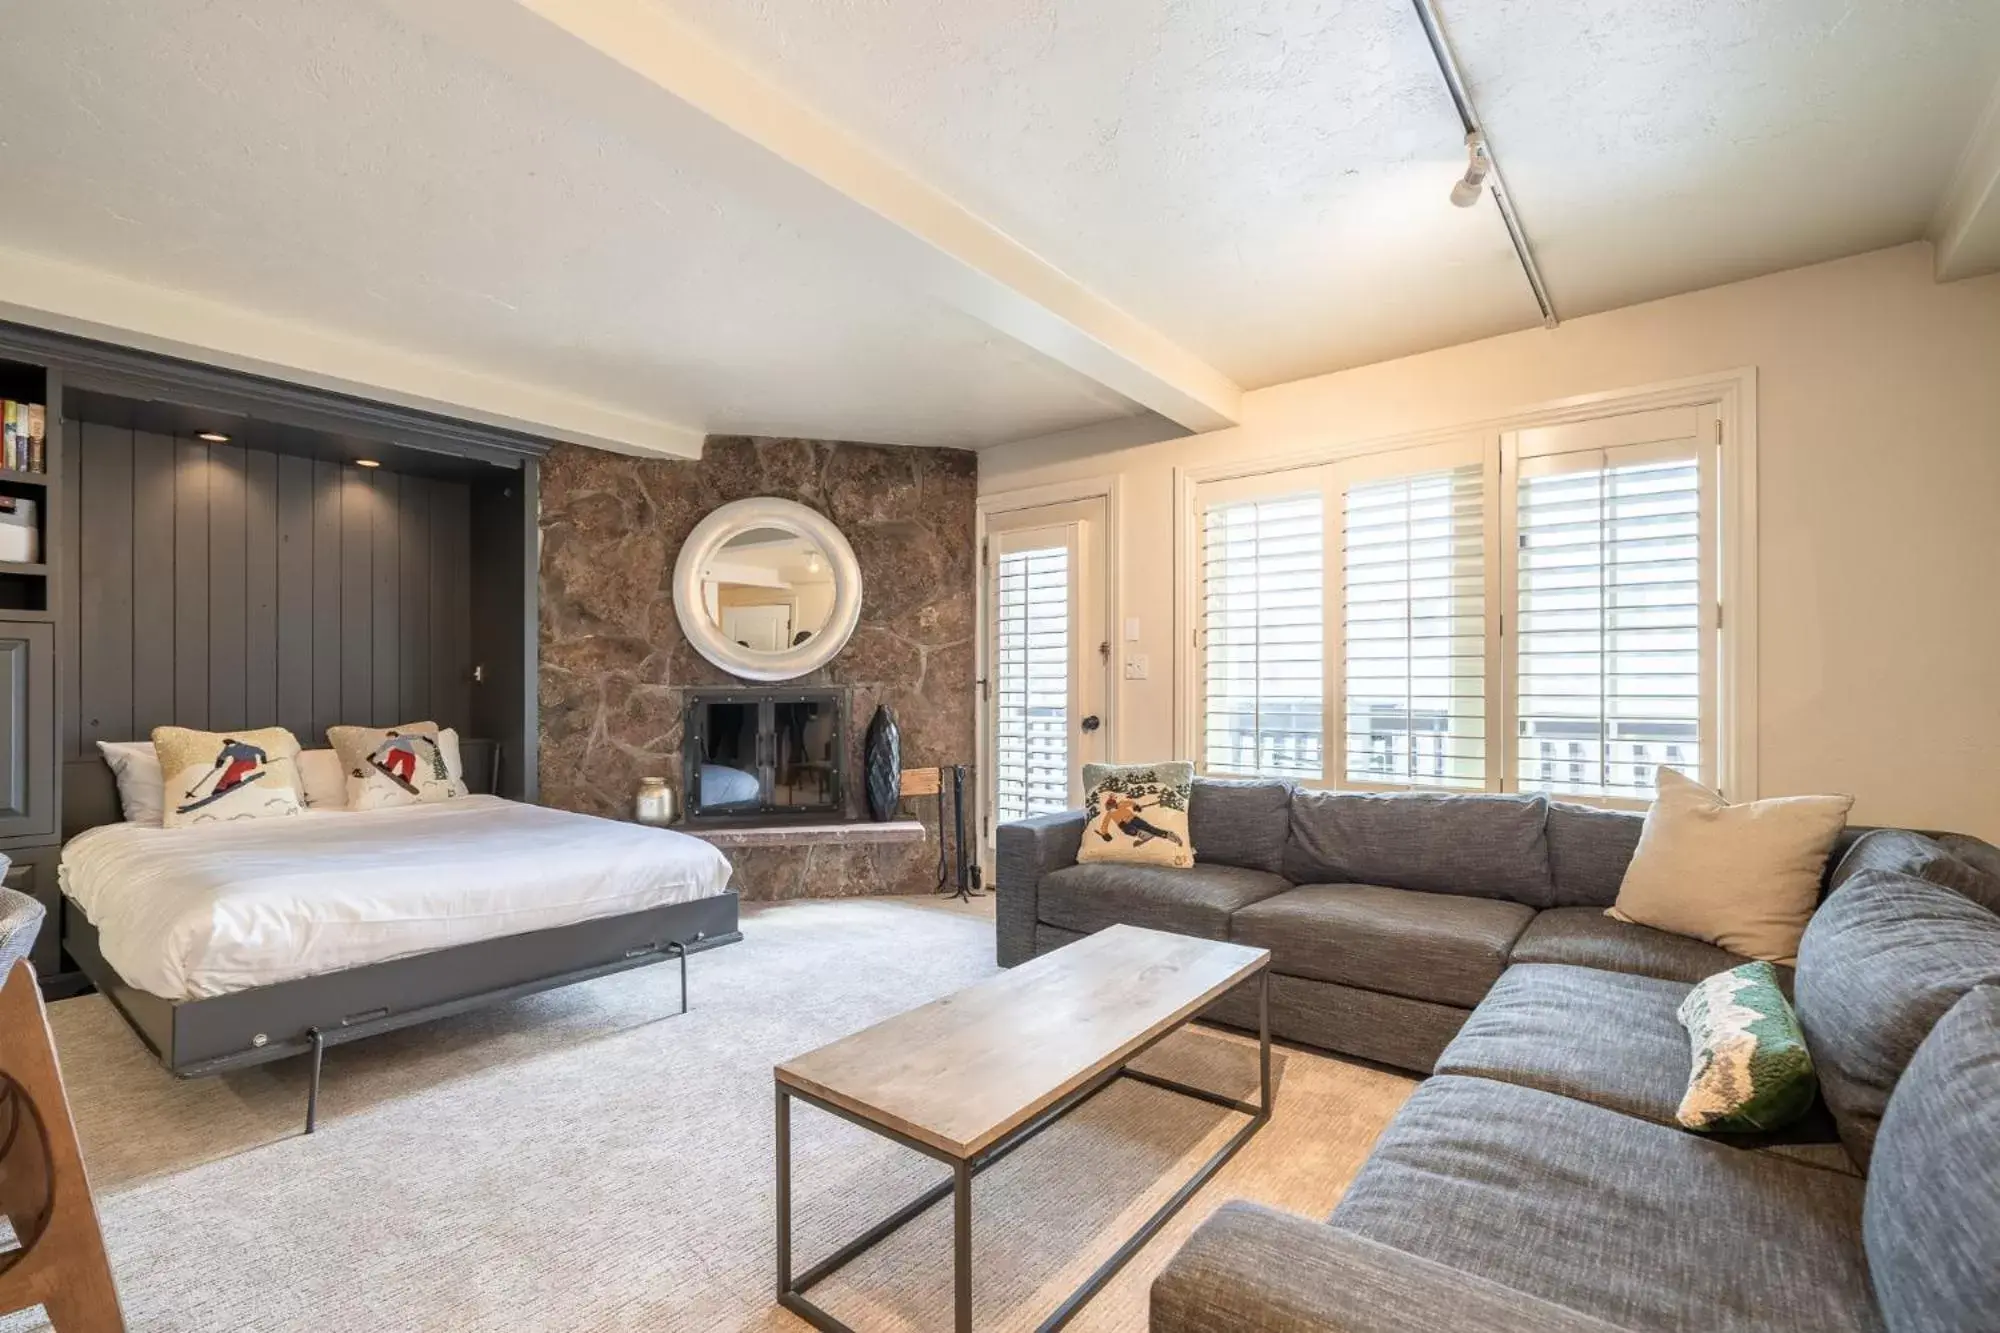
[774,964,1271,1333]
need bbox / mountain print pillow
[328,721,467,810]
[1076,761,1195,869]
[152,726,304,828]
[1676,961,1818,1133]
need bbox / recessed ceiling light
[197,431,230,443]
[355,458,381,469]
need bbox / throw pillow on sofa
[1609,767,1852,965]
[1076,761,1194,868]
[1675,961,1817,1132]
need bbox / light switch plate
[1124,617,1142,642]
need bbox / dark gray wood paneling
[59,432,82,763]
[276,453,314,732]
[244,448,279,727]
[311,458,341,741]
[62,430,473,756]
[0,623,56,840]
[172,438,209,730]
[130,432,178,738]
[207,443,247,732]
[77,423,134,750]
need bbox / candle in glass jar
[635,777,675,826]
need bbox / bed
[59,751,741,1132]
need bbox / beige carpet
[4,896,1414,1331]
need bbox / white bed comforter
[60,796,734,1000]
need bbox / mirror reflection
[697,526,837,653]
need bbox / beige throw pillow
[328,721,467,810]
[153,726,304,828]
[1610,767,1854,965]
[1076,762,1195,868]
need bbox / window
[1198,486,1324,778]
[1340,463,1486,789]
[992,543,1071,821]
[1182,397,1732,804]
[1509,418,1714,800]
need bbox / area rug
[3,896,1414,1331]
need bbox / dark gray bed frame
[60,745,742,1133]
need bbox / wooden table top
[775,924,1268,1159]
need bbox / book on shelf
[0,400,45,474]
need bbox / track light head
[1451,131,1490,207]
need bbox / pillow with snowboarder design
[327,721,467,810]
[1075,761,1195,869]
[152,725,305,828]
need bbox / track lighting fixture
[1450,131,1489,207]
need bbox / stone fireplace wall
[538,436,977,900]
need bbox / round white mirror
[672,497,862,681]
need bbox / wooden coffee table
[774,924,1272,1332]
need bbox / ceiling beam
[1931,76,2000,282]
[0,245,706,458]
[415,0,1242,433]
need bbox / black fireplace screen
[686,689,846,818]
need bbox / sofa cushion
[1794,868,2000,1171]
[1037,861,1289,940]
[1281,790,1555,907]
[1829,828,2000,911]
[1544,802,1644,907]
[1438,963,1850,1165]
[1437,963,1695,1125]
[1865,986,2000,1333]
[1508,906,1772,986]
[1330,1075,1879,1333]
[1935,834,2000,914]
[1230,884,1534,1009]
[1188,777,1292,875]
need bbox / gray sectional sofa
[995,783,2000,1332]
[997,779,1833,1070]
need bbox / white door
[984,499,1110,842]
[722,603,792,651]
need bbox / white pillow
[1609,767,1854,965]
[297,748,349,809]
[439,728,466,785]
[97,740,164,825]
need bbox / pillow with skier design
[327,721,468,810]
[1075,761,1196,869]
[152,726,305,828]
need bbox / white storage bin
[0,496,39,564]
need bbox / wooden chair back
[0,961,123,1331]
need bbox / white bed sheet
[59,796,734,1000]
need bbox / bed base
[64,892,741,1134]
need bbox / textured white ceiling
[659,0,2000,384]
[0,0,1135,449]
[657,0,1541,389]
[1446,0,2000,316]
[1,0,1995,451]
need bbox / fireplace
[683,687,847,820]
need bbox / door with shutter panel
[1502,404,1720,801]
[984,500,1108,839]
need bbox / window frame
[1172,372,1757,803]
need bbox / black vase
[864,705,901,821]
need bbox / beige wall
[980,244,2000,839]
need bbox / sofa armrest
[994,809,1086,966]
[1151,1203,1627,1333]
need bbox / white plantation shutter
[993,544,1071,821]
[1341,463,1488,788]
[1513,445,1709,798]
[1200,488,1324,778]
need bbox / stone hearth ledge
[678,819,927,849]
